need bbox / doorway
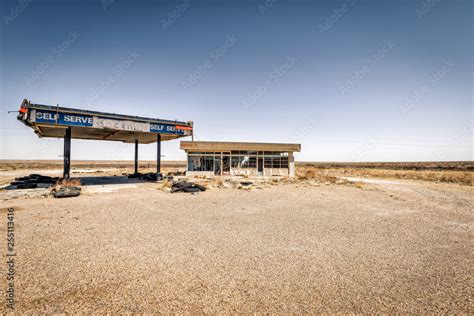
[222,155,230,175]
[258,157,263,175]
[214,155,221,176]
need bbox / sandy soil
[0,174,472,313]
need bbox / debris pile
[127,172,164,182]
[11,174,59,189]
[171,181,206,193]
[51,186,81,198]
[240,181,253,186]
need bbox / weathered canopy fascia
[17,99,193,144]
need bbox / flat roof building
[180,141,301,177]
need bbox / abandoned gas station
[17,99,300,178]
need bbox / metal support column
[157,134,161,174]
[134,140,139,174]
[63,127,71,179]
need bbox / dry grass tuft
[210,177,224,187]
[297,168,340,184]
[297,162,473,186]
[54,178,82,188]
[157,179,173,190]
[195,180,210,189]
[298,168,317,180]
[349,181,366,189]
[295,165,473,186]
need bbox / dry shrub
[350,181,365,189]
[195,180,210,189]
[298,168,317,180]
[297,165,473,186]
[210,177,224,187]
[321,174,339,184]
[166,169,186,176]
[158,179,173,190]
[297,161,474,172]
[297,167,339,184]
[54,178,82,188]
[351,169,473,185]
[428,171,473,185]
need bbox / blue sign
[35,110,93,127]
[150,123,185,135]
[33,109,186,135]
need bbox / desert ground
[0,161,473,313]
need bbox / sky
[0,0,472,162]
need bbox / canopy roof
[17,99,193,143]
[181,141,301,152]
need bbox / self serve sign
[34,110,93,127]
[33,110,185,135]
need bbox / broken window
[231,155,256,168]
[188,150,290,171]
[263,156,289,169]
[188,155,214,171]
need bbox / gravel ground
[0,179,472,313]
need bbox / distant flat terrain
[0,159,186,170]
[1,160,472,171]
[299,161,474,171]
[1,160,472,186]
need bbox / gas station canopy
[16,98,193,178]
[17,99,193,143]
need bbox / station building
[180,141,301,177]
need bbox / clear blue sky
[0,0,472,161]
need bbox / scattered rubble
[127,172,164,182]
[240,181,253,186]
[10,174,59,189]
[127,172,143,179]
[171,181,206,193]
[52,186,82,198]
[16,183,38,189]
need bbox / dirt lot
[0,166,472,313]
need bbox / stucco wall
[288,153,295,177]
[185,171,214,177]
[186,167,292,177]
[230,168,258,176]
[264,168,289,176]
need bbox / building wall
[186,168,290,177]
[230,167,258,176]
[264,168,289,176]
[289,153,295,177]
[186,171,214,177]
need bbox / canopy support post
[134,140,139,174]
[157,134,161,174]
[63,127,71,179]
